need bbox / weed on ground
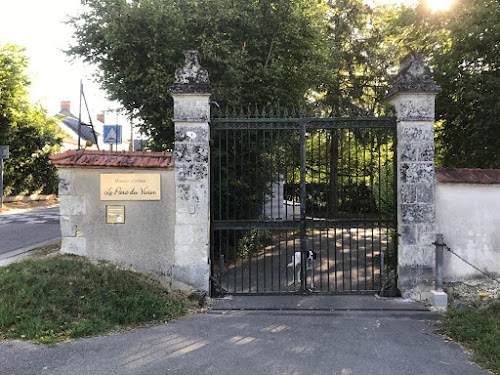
[0,255,198,345]
[441,302,500,374]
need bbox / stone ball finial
[386,51,440,99]
[169,50,212,94]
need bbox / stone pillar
[169,51,211,292]
[58,168,87,256]
[387,52,440,301]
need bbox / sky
[0,0,121,122]
[0,0,451,123]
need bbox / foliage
[442,302,500,374]
[433,0,500,168]
[69,0,402,221]
[0,45,62,195]
[69,0,500,168]
[69,0,328,149]
[282,128,395,217]
[236,229,273,258]
[0,255,195,345]
[384,0,500,168]
[212,128,279,221]
[319,0,401,112]
[211,128,278,263]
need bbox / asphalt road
[0,206,60,257]
[0,296,487,375]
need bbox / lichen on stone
[387,51,441,98]
[169,51,212,94]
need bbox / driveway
[214,228,391,294]
[0,296,486,375]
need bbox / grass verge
[441,302,500,374]
[0,255,199,345]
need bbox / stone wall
[52,50,480,301]
[436,182,500,280]
[58,167,176,281]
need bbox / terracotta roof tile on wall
[436,168,500,184]
[50,150,174,169]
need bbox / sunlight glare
[427,0,454,11]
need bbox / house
[55,101,136,152]
[55,101,101,152]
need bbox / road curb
[0,204,59,216]
[0,237,61,266]
[207,309,442,320]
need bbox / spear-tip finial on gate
[386,51,440,99]
[169,50,212,94]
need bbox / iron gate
[210,109,397,295]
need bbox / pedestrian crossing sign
[103,125,122,144]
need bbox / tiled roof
[57,108,99,144]
[50,150,174,169]
[436,168,500,184]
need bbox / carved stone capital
[387,51,440,99]
[169,50,212,94]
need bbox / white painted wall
[436,183,500,281]
[263,175,286,220]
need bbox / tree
[311,0,403,216]
[432,0,500,168]
[382,0,500,168]
[0,45,61,195]
[68,0,328,149]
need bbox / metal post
[299,121,307,291]
[78,80,83,150]
[130,117,134,151]
[82,88,99,150]
[0,158,3,208]
[0,146,8,208]
[435,233,444,291]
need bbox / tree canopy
[433,0,500,168]
[381,0,500,167]
[69,0,329,149]
[69,0,500,167]
[0,45,62,195]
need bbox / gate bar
[300,121,307,291]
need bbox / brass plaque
[106,205,125,224]
[100,174,161,201]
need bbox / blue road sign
[103,125,122,144]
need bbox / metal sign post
[0,145,10,208]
